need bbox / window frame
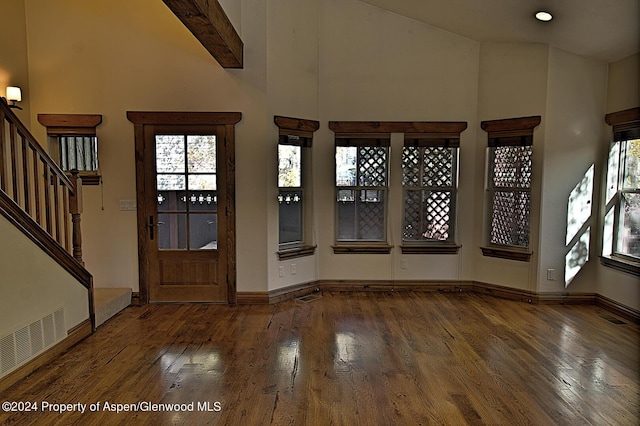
[334,133,390,249]
[601,107,640,276]
[329,121,468,254]
[400,132,462,254]
[274,116,318,260]
[480,116,541,261]
[37,114,103,185]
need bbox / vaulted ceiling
[166,0,638,68]
[358,0,639,63]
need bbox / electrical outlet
[400,259,408,270]
[291,263,297,275]
[278,266,285,277]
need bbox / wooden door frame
[127,111,241,304]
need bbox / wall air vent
[0,308,67,379]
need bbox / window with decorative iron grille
[275,116,319,259]
[402,135,459,250]
[488,145,532,247]
[602,107,640,275]
[481,116,540,260]
[335,134,390,243]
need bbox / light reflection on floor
[277,338,299,371]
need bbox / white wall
[538,47,608,294]
[0,215,88,336]
[606,53,639,113]
[0,0,31,126]
[7,0,637,311]
[266,0,320,291]
[473,43,549,291]
[316,0,480,283]
[23,0,271,293]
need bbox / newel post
[69,170,84,264]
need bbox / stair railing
[0,97,84,264]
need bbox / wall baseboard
[319,279,473,293]
[471,281,537,302]
[237,280,640,324]
[0,319,92,394]
[534,292,598,305]
[236,292,270,304]
[596,294,640,324]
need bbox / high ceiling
[358,0,640,63]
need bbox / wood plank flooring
[1,291,638,425]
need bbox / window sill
[480,246,532,262]
[600,255,640,277]
[400,244,460,254]
[277,245,316,260]
[332,244,393,254]
[68,171,100,186]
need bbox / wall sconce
[5,86,23,110]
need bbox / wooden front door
[128,112,240,303]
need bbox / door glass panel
[158,213,187,249]
[189,174,217,191]
[188,135,216,173]
[157,175,186,191]
[156,134,218,251]
[190,213,217,249]
[156,136,185,172]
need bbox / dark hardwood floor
[1,291,638,425]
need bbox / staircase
[0,97,93,391]
[0,98,135,329]
[1,98,135,330]
[93,288,132,327]
[0,96,94,325]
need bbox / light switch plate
[119,200,137,211]
[547,269,556,281]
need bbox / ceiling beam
[163,0,243,69]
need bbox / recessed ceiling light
[535,11,553,22]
